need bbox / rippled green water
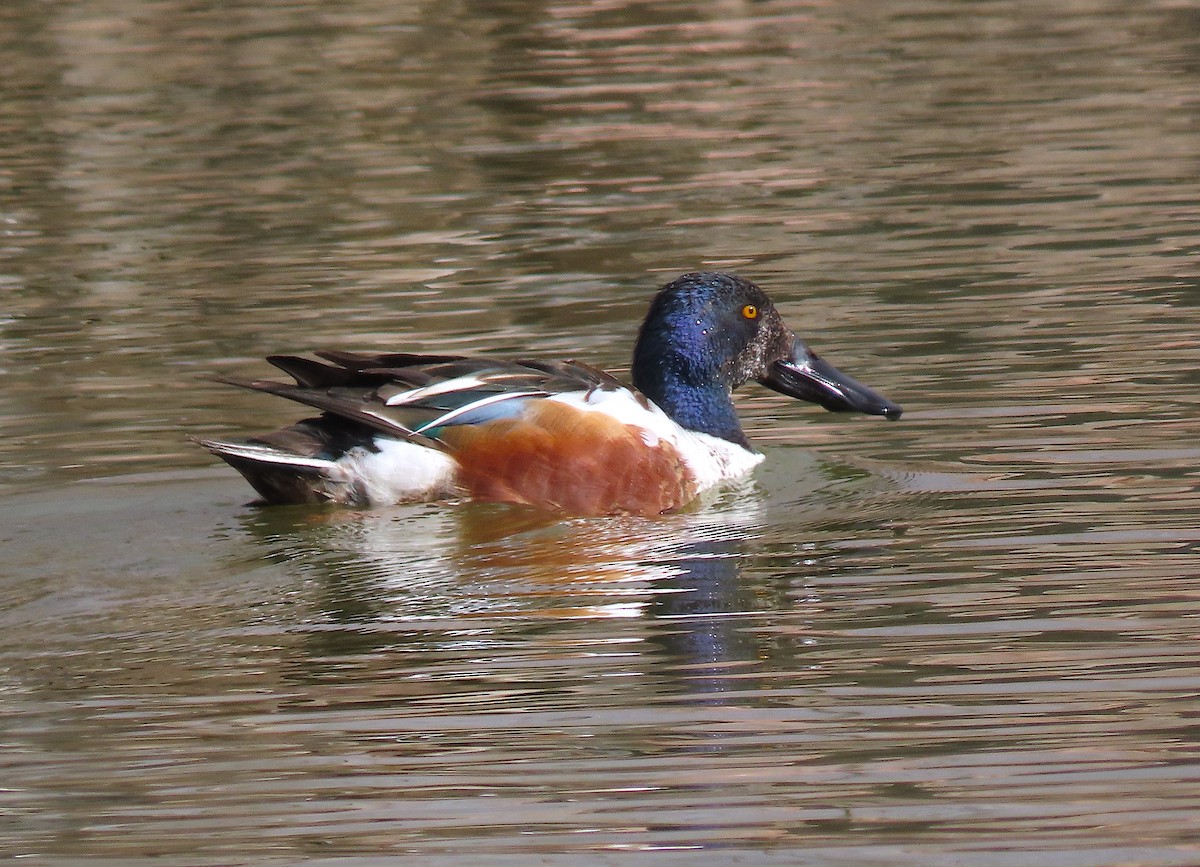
[3,0,1200,863]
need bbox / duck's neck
[632,278,753,447]
[632,359,749,447]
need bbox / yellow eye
[742,304,758,319]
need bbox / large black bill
[760,338,902,420]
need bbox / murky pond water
[3,0,1200,863]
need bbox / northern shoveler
[196,272,901,516]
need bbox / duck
[196,272,901,516]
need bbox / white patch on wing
[339,438,458,505]
[413,390,546,434]
[547,388,764,494]
[384,374,492,406]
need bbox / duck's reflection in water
[229,483,803,705]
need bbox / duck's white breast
[547,388,764,493]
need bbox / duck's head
[631,272,901,445]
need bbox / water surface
[2,0,1199,863]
